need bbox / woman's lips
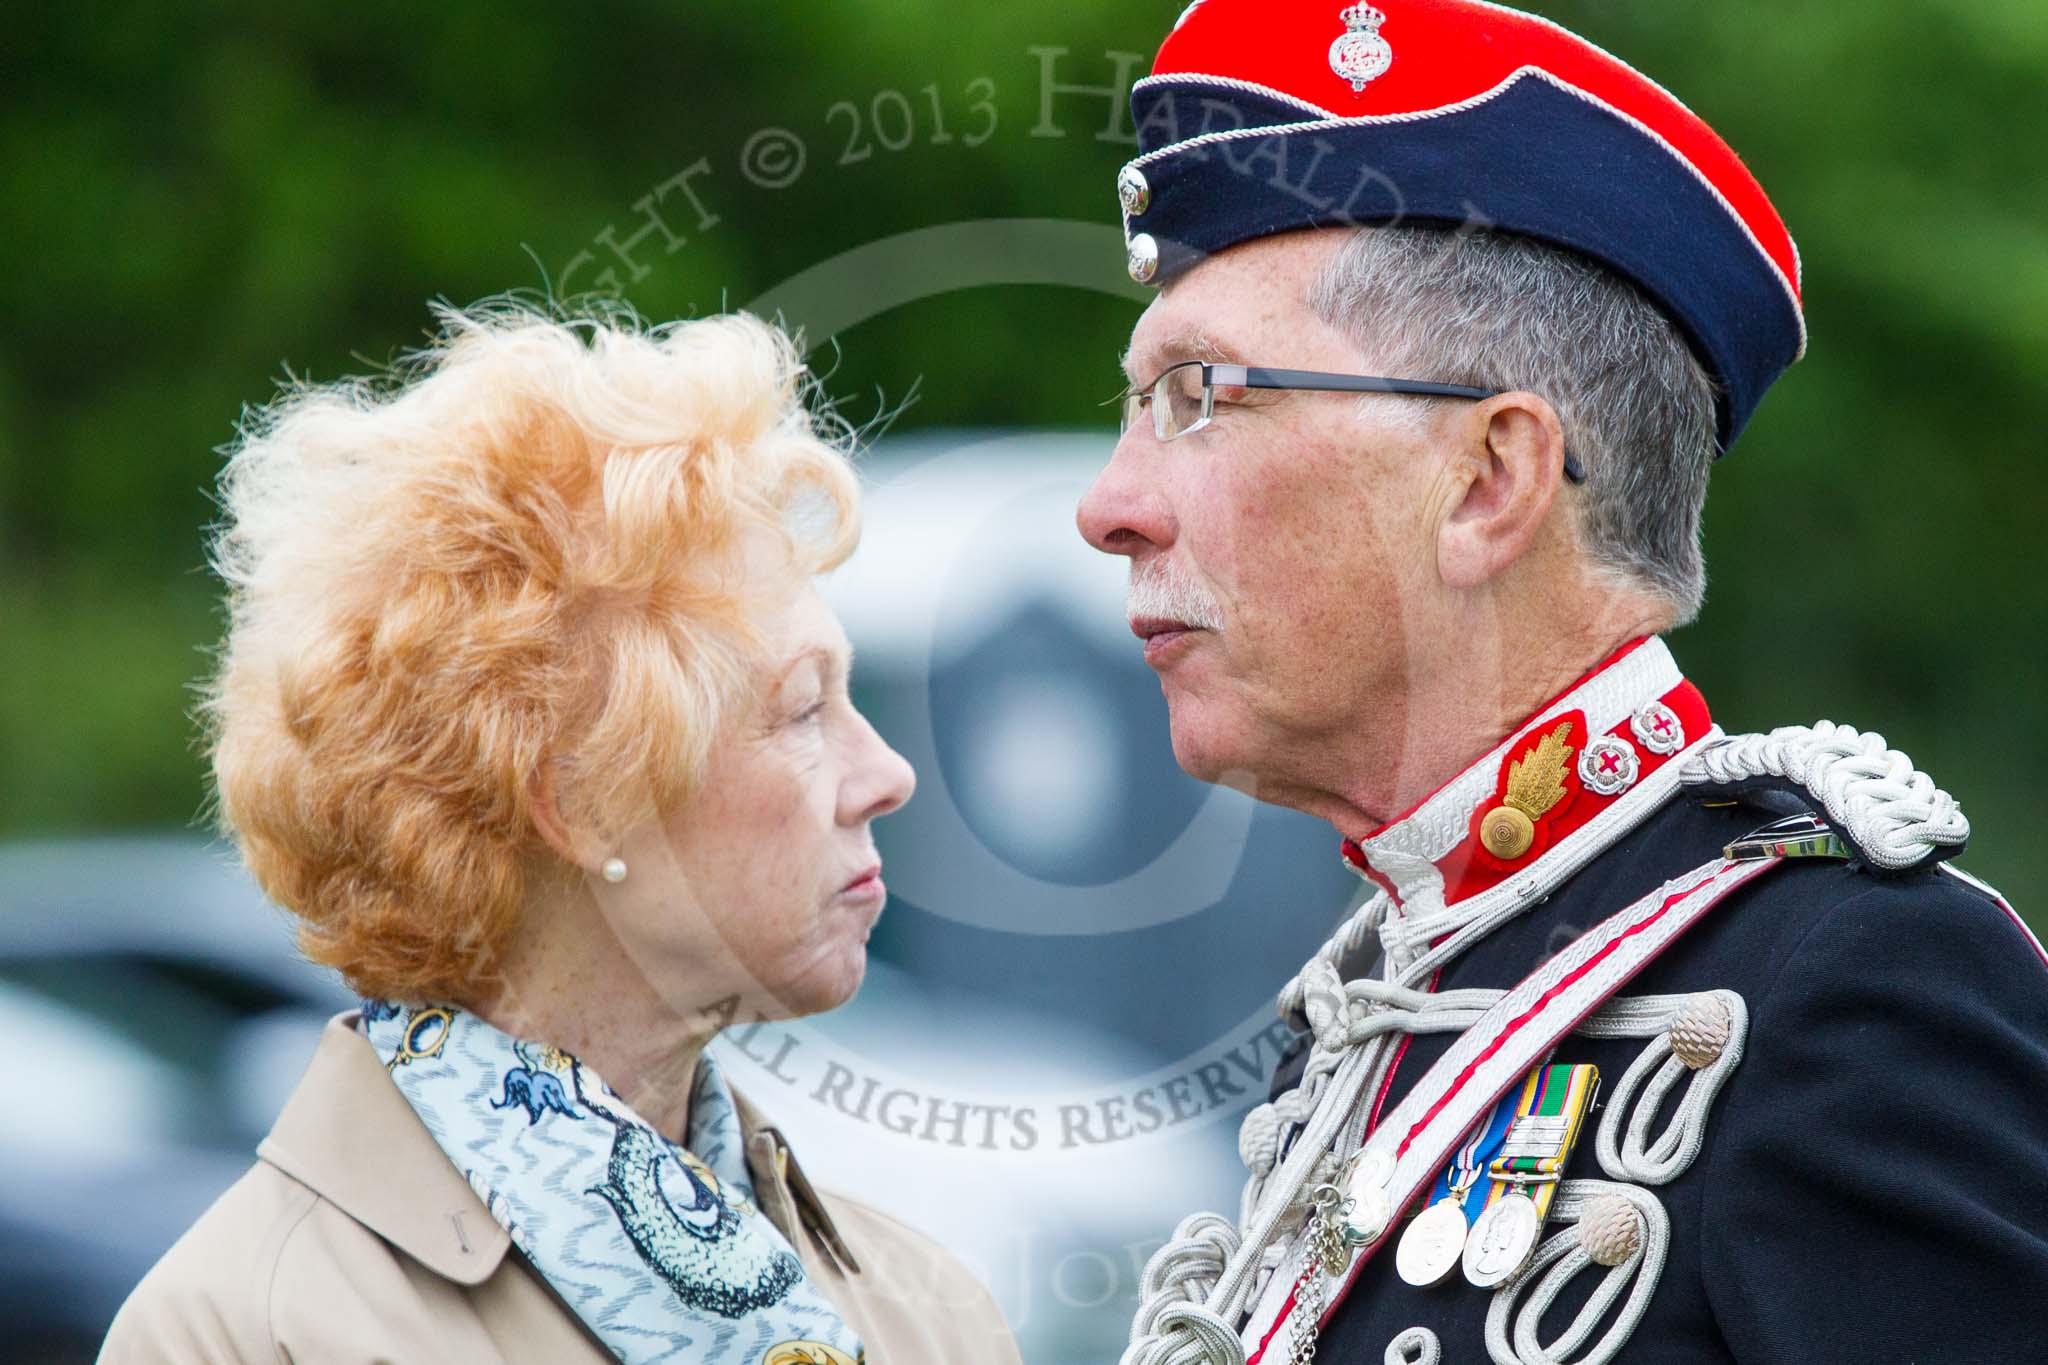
[840,865,884,901]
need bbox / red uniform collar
[1339,636,1713,911]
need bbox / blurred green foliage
[1,1,2042,914]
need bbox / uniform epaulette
[1680,721,1970,874]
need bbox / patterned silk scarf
[359,1000,863,1365]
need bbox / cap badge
[1479,719,1576,861]
[1328,3,1394,93]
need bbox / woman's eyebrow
[773,643,853,692]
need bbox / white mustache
[1127,560,1224,631]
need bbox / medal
[1396,1197,1471,1286]
[1395,1077,1520,1288]
[1461,1062,1600,1289]
[1462,1189,1542,1287]
[1338,1147,1396,1244]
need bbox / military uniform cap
[1118,0,1805,451]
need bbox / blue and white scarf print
[360,1000,863,1365]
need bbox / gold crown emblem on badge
[1479,720,1576,860]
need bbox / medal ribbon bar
[1486,1063,1600,1210]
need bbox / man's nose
[1076,433,1174,557]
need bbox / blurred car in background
[0,430,1362,1364]
[0,836,354,1363]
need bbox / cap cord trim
[1127,66,1805,357]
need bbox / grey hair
[1306,226,1719,622]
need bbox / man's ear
[526,763,608,874]
[1437,390,1568,591]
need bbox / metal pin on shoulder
[1724,812,1849,862]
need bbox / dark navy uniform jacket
[1265,645,2048,1364]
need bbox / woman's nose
[846,711,915,824]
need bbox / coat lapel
[256,1012,857,1290]
[257,1011,512,1285]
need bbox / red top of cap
[1151,0,1800,304]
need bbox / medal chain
[1288,1184,1352,1365]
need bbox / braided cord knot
[1684,721,1968,870]
[1123,1213,1248,1365]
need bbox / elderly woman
[101,303,1020,1364]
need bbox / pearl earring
[601,856,628,884]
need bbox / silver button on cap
[1126,231,1160,284]
[1117,164,1151,216]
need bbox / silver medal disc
[1338,1145,1398,1243]
[1462,1191,1542,1288]
[1395,1198,1469,1287]
[1342,1185,1393,1246]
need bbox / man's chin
[1166,717,1262,797]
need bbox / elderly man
[1078,3,2048,1363]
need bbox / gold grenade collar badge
[1479,719,1577,860]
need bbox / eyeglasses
[1117,360,1587,483]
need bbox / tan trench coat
[100,1013,1021,1364]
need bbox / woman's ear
[526,763,609,873]
[1437,390,1568,591]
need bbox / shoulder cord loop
[1384,1326,1442,1365]
[1580,991,1749,1185]
[1683,722,1968,870]
[1483,1180,1668,1365]
[1276,888,1395,1026]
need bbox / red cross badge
[1579,737,1641,797]
[1630,700,1685,756]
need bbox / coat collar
[259,1011,855,1285]
[1339,636,1714,917]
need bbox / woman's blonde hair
[196,299,859,1001]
